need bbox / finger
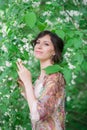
[17,60,24,69]
[16,62,21,70]
[16,61,24,70]
[16,69,20,77]
[18,80,24,86]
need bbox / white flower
[5,61,12,67]
[32,2,40,8]
[15,109,18,112]
[2,78,6,82]
[71,79,75,85]
[20,47,24,53]
[4,94,10,99]
[13,21,17,27]
[82,0,87,5]
[56,18,63,23]
[4,112,9,116]
[72,72,77,79]
[82,40,87,45]
[64,52,70,57]
[45,19,53,26]
[46,2,52,4]
[67,48,73,52]
[68,63,76,69]
[0,66,4,71]
[10,85,16,92]
[1,23,7,37]
[60,11,65,15]
[22,38,28,43]
[28,60,33,66]
[64,52,71,62]
[67,10,82,17]
[64,17,70,22]
[67,96,71,102]
[22,0,29,3]
[17,58,22,62]
[23,60,28,64]
[43,11,52,17]
[1,44,8,52]
[23,43,29,51]
[18,23,25,28]
[74,22,79,29]
[8,77,13,81]
[0,10,4,17]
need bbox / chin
[35,55,42,59]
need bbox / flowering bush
[0,0,87,129]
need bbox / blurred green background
[0,0,87,130]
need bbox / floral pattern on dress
[31,72,65,130]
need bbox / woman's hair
[31,30,64,63]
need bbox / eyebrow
[36,40,50,43]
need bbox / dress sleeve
[30,72,65,122]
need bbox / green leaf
[55,30,65,39]
[73,38,82,49]
[75,53,84,64]
[37,22,46,31]
[43,64,63,74]
[63,68,72,84]
[24,12,37,28]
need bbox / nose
[37,43,42,49]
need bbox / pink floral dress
[30,72,65,130]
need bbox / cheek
[47,48,55,54]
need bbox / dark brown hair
[31,30,64,64]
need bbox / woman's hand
[16,60,32,87]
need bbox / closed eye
[44,43,49,46]
[36,41,40,44]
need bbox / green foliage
[44,64,63,74]
[24,12,37,28]
[0,0,87,129]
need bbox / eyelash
[36,42,40,44]
[44,43,49,46]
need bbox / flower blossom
[32,2,40,8]
[5,61,12,67]
[43,11,52,17]
[0,66,4,72]
[45,19,53,26]
[1,44,8,52]
[22,38,28,43]
[67,96,71,102]
[1,23,7,37]
[68,63,76,69]
[22,0,29,3]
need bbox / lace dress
[30,72,65,130]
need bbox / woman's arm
[17,78,27,99]
[16,60,39,120]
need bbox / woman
[16,30,65,130]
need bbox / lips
[35,50,43,54]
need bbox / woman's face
[34,35,55,62]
